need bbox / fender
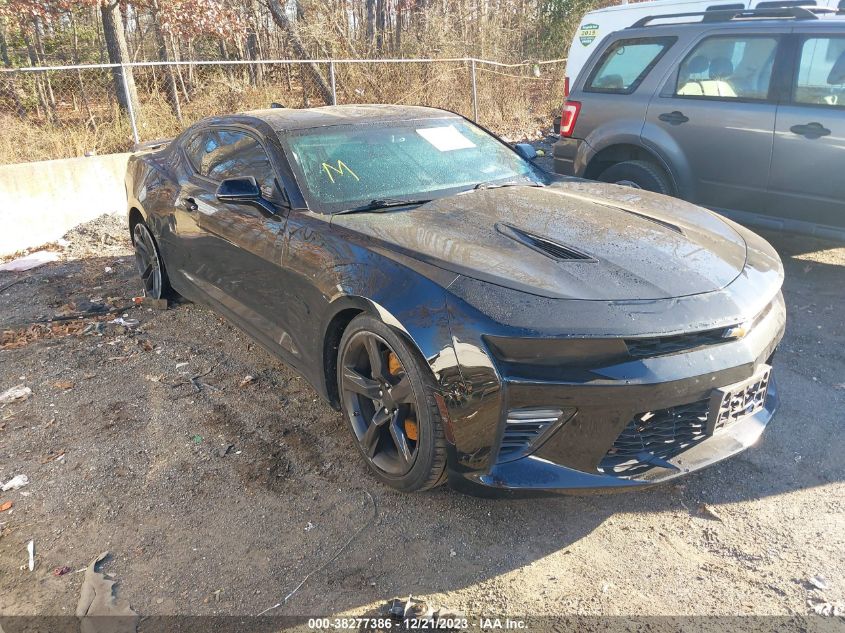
[639,120,696,201]
[314,259,464,406]
[581,122,686,197]
[583,123,646,164]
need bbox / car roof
[235,104,461,131]
[622,12,845,35]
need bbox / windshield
[280,118,545,213]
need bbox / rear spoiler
[132,138,172,152]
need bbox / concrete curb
[0,153,130,256]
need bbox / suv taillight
[564,76,570,98]
[560,101,581,138]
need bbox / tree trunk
[0,22,26,119]
[246,28,264,85]
[365,0,376,48]
[23,31,52,121]
[395,3,402,52]
[33,17,57,108]
[375,0,385,53]
[219,40,235,81]
[267,0,333,105]
[95,5,105,63]
[70,11,97,131]
[0,20,13,67]
[100,0,139,115]
[170,34,191,103]
[150,1,181,121]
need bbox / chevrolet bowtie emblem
[724,325,748,339]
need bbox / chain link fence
[0,58,566,165]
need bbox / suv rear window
[585,37,676,94]
[794,36,845,108]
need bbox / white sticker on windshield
[416,125,476,152]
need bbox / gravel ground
[0,207,843,625]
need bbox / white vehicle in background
[563,0,843,91]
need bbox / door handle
[178,197,199,212]
[658,111,689,125]
[790,122,831,139]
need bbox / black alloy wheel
[338,314,447,491]
[133,222,168,299]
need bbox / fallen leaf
[53,380,74,390]
[698,503,723,521]
[239,375,255,388]
[809,575,829,591]
[39,450,65,464]
[0,500,12,512]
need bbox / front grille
[497,408,566,463]
[625,328,730,358]
[598,399,710,477]
[712,367,770,431]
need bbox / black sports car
[126,105,785,496]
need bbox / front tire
[598,160,674,196]
[337,314,447,492]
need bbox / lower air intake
[598,399,711,477]
[497,408,571,463]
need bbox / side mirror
[514,143,538,161]
[216,177,261,202]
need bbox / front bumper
[449,375,778,497]
[442,287,786,497]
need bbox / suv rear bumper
[552,137,585,176]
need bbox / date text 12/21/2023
[306,616,527,629]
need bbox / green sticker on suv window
[580,23,599,47]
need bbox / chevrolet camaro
[125,105,785,496]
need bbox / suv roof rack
[630,5,824,27]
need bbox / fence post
[329,61,337,106]
[120,64,140,146]
[470,58,478,122]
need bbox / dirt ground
[0,207,843,625]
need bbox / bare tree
[100,0,139,114]
[266,0,333,105]
[0,19,26,118]
[149,0,181,121]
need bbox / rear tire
[598,160,674,196]
[132,222,173,300]
[337,314,447,492]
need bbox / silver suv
[553,7,845,240]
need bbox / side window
[184,131,216,172]
[203,129,278,199]
[675,36,779,100]
[585,37,675,94]
[794,37,845,108]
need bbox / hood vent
[495,223,596,262]
[617,208,684,235]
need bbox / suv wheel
[598,160,674,196]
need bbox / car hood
[331,181,748,301]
